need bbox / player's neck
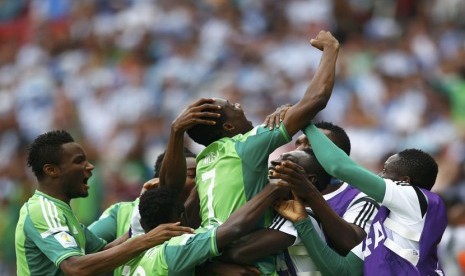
[38,183,70,205]
[321,183,342,195]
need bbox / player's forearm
[222,229,295,264]
[304,124,385,202]
[182,188,201,228]
[60,234,149,275]
[102,232,129,250]
[294,218,362,275]
[284,46,339,136]
[309,197,365,255]
[217,185,282,249]
[159,127,187,192]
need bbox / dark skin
[158,98,221,194]
[158,98,261,274]
[271,160,366,255]
[222,132,366,265]
[211,30,340,141]
[35,141,194,276]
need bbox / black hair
[394,149,438,191]
[315,121,351,155]
[138,186,184,232]
[27,130,74,181]
[153,147,196,178]
[187,108,227,146]
[301,147,332,191]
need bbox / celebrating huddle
[15,31,446,275]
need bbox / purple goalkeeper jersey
[362,187,447,275]
[326,184,360,217]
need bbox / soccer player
[186,31,340,230]
[273,124,447,275]
[222,122,379,275]
[89,147,197,242]
[121,150,318,275]
[87,147,196,275]
[15,130,193,276]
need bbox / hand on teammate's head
[141,178,160,195]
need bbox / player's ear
[44,164,60,178]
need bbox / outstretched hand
[144,222,194,248]
[172,98,221,133]
[310,30,340,52]
[263,104,292,130]
[270,160,320,204]
[274,191,307,223]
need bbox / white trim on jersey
[380,179,426,252]
[273,183,378,274]
[39,196,69,238]
[342,192,378,233]
[322,182,349,200]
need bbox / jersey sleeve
[304,124,386,202]
[343,193,380,233]
[88,203,120,242]
[83,225,107,253]
[236,123,291,167]
[382,179,424,222]
[236,123,291,196]
[294,218,363,275]
[270,208,324,246]
[165,228,220,274]
[25,205,83,267]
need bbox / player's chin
[75,189,89,198]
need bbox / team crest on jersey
[202,151,219,165]
[54,231,77,248]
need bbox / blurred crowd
[1,0,465,274]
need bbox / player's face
[57,142,94,200]
[269,150,312,175]
[185,157,196,197]
[379,154,405,182]
[295,134,309,150]
[214,98,253,134]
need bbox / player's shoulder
[26,193,63,220]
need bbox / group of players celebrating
[15,31,446,275]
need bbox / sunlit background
[1,0,465,274]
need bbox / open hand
[263,104,292,130]
[274,191,307,223]
[172,98,221,133]
[144,222,194,248]
[270,160,320,203]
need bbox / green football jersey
[15,191,106,276]
[122,227,218,276]
[89,199,139,276]
[89,199,139,243]
[196,123,290,227]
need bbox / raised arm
[282,31,339,137]
[159,98,221,192]
[304,124,386,202]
